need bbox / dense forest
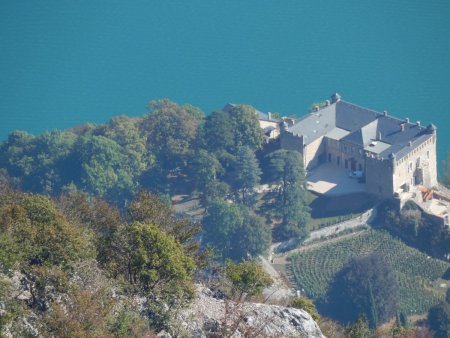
[1,99,449,337]
[0,99,311,260]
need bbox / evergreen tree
[266,149,310,239]
[229,146,261,205]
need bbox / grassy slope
[289,229,450,315]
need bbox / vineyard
[289,229,450,315]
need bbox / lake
[1,0,449,170]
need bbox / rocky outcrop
[172,285,325,338]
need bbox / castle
[278,93,438,199]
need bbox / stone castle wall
[365,156,394,198]
[393,133,437,192]
[303,136,325,170]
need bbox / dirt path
[259,255,294,301]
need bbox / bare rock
[173,285,325,338]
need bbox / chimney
[313,105,320,112]
[408,141,412,147]
[400,124,405,132]
[331,93,341,103]
[405,117,410,123]
[378,131,382,140]
[416,121,421,127]
[325,100,330,106]
[268,112,272,120]
[383,110,388,117]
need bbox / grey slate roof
[287,104,336,144]
[286,97,434,159]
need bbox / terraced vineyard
[289,229,450,315]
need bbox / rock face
[174,285,325,338]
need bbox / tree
[290,297,320,321]
[127,192,201,255]
[345,315,371,338]
[224,260,272,301]
[266,150,310,239]
[189,149,223,193]
[0,194,95,270]
[226,104,264,152]
[76,135,139,204]
[228,146,261,205]
[183,103,205,124]
[202,110,235,154]
[0,130,78,195]
[142,99,198,170]
[202,199,243,260]
[428,302,450,338]
[111,221,196,303]
[55,191,122,269]
[201,180,231,207]
[327,254,398,327]
[202,200,271,260]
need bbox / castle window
[427,151,430,159]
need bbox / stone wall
[366,156,394,198]
[393,134,437,192]
[303,136,325,170]
[325,138,365,171]
[280,130,303,152]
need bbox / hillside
[289,229,450,317]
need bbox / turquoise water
[1,1,449,167]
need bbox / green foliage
[202,199,271,261]
[128,222,195,293]
[202,110,235,154]
[183,103,205,124]
[0,194,95,270]
[143,99,198,169]
[378,200,450,258]
[201,180,230,206]
[0,130,78,194]
[290,297,320,320]
[127,192,201,256]
[345,315,371,338]
[189,149,223,193]
[226,104,264,152]
[266,149,310,239]
[228,146,261,205]
[0,116,151,205]
[428,302,450,338]
[289,230,450,318]
[224,260,272,301]
[328,254,398,327]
